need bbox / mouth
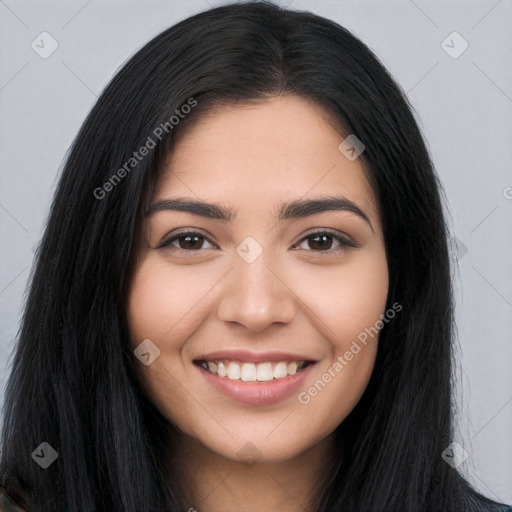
[194,359,314,382]
[193,351,318,405]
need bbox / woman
[0,1,510,511]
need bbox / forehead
[153,95,379,225]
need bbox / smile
[193,349,318,405]
[196,360,312,382]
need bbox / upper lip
[193,349,317,364]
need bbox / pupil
[310,234,332,251]
[181,235,202,250]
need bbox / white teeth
[200,359,309,381]
[240,363,257,382]
[217,361,227,377]
[273,362,288,379]
[287,362,298,376]
[227,361,241,380]
[256,362,274,381]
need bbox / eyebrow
[148,195,373,231]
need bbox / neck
[167,433,337,512]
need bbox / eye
[157,231,216,252]
[156,229,356,255]
[291,230,356,254]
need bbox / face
[127,95,388,464]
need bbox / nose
[217,250,296,332]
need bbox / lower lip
[196,363,316,405]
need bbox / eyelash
[156,229,356,255]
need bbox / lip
[194,349,316,364]
[196,360,317,406]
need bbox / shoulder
[0,484,27,512]
[470,490,512,512]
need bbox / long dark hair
[1,2,508,511]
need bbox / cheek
[297,251,389,349]
[127,265,166,346]
[126,262,209,346]
[126,264,199,427]
[292,257,387,432]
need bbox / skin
[127,94,389,512]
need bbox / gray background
[0,0,511,503]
